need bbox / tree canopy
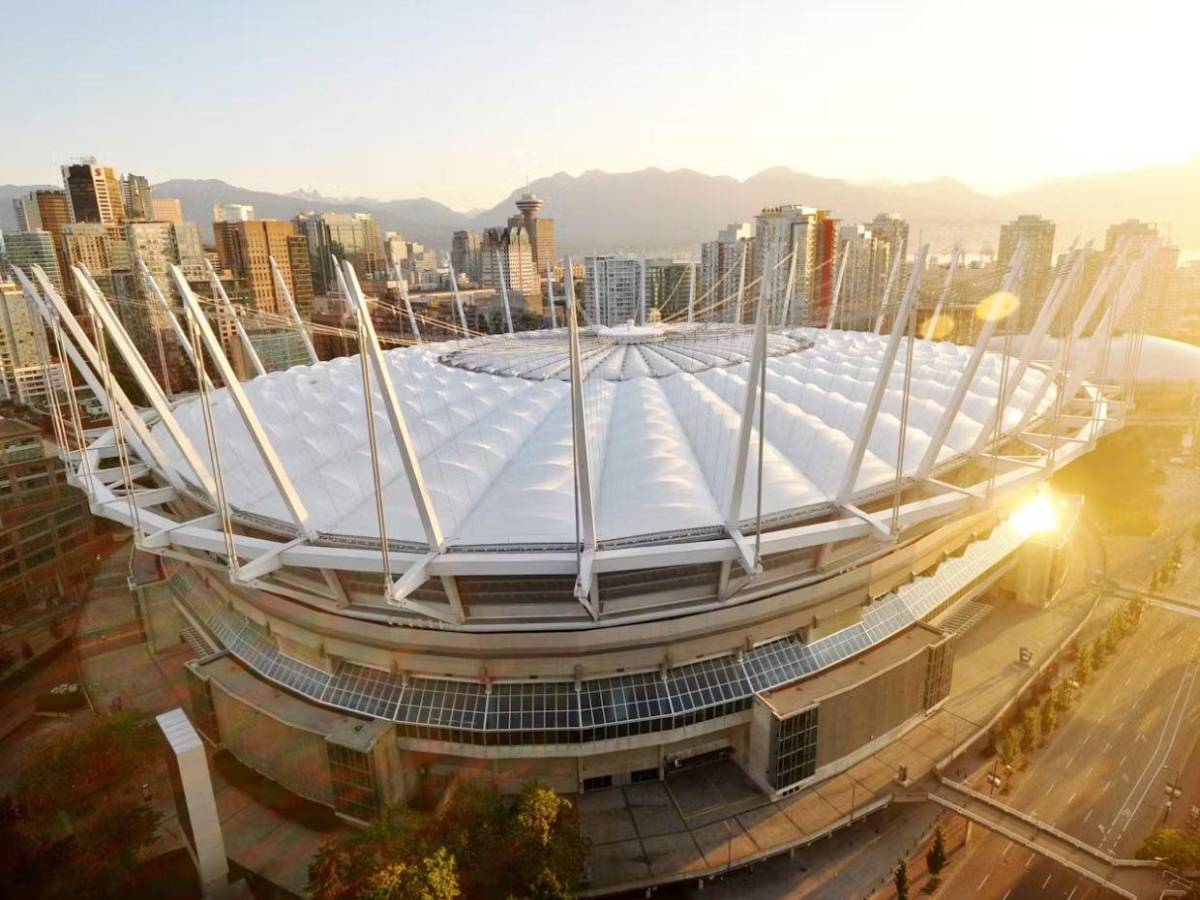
[309,781,590,900]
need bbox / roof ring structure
[439,322,813,382]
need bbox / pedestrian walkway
[926,777,1161,899]
[579,578,1102,895]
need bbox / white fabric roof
[153,326,1053,548]
[993,333,1200,385]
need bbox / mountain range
[3,155,1197,256]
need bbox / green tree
[1020,707,1040,754]
[894,858,909,900]
[1091,636,1108,670]
[925,826,948,877]
[61,800,162,899]
[999,728,1021,767]
[1137,827,1200,869]
[1039,699,1057,740]
[1053,680,1075,713]
[1074,643,1092,686]
[360,848,459,900]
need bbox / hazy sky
[3,0,1195,211]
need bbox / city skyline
[3,0,1196,211]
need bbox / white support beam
[927,244,960,337]
[566,261,598,611]
[448,261,470,335]
[398,273,422,343]
[838,245,928,504]
[918,244,1028,477]
[496,248,514,334]
[687,261,696,325]
[779,234,799,327]
[724,265,770,573]
[18,265,181,485]
[874,242,905,334]
[75,269,218,497]
[205,259,266,378]
[825,247,850,329]
[733,242,748,324]
[269,256,319,365]
[545,261,557,329]
[966,244,1084,455]
[638,257,647,325]
[173,266,317,540]
[341,260,444,552]
[234,536,307,584]
[138,258,199,371]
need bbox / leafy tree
[1039,699,1057,739]
[1074,643,1092,685]
[16,713,160,817]
[999,729,1021,767]
[20,640,33,661]
[360,849,459,900]
[0,644,14,673]
[1137,827,1200,869]
[1020,707,1040,754]
[49,616,63,639]
[1091,636,1108,670]
[894,858,909,900]
[62,800,161,898]
[1053,680,1075,713]
[1053,430,1164,533]
[925,826,948,877]
[308,782,588,900]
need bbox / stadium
[11,240,1148,825]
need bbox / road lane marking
[1001,891,1011,900]
[1084,808,1093,822]
[1067,791,1078,805]
[1041,873,1052,889]
[1102,779,1111,794]
[1119,754,1126,767]
[1025,852,1036,869]
[1067,887,1077,900]
[1001,841,1012,858]
[978,874,990,890]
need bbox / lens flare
[1011,492,1057,537]
[975,291,1019,323]
[921,314,955,340]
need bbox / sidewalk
[579,558,1102,895]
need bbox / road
[940,585,1200,897]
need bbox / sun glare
[975,291,1020,323]
[1011,491,1058,537]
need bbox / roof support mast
[686,261,696,324]
[398,273,422,343]
[495,248,514,334]
[874,241,906,334]
[137,258,199,372]
[565,257,599,619]
[916,243,1028,478]
[926,244,960,338]
[825,247,850,329]
[75,268,217,500]
[546,262,557,329]
[448,261,469,335]
[172,266,317,542]
[18,266,179,485]
[837,245,928,506]
[204,259,266,378]
[340,261,454,616]
[733,242,748,324]
[269,256,319,365]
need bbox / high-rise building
[699,223,754,321]
[61,160,125,224]
[584,255,643,326]
[643,259,694,319]
[0,281,42,383]
[120,174,154,220]
[510,193,556,273]
[383,233,409,273]
[836,224,890,329]
[869,213,909,256]
[151,197,184,224]
[295,212,385,291]
[481,225,541,314]
[451,230,482,283]
[998,214,1056,331]
[2,232,65,294]
[1104,220,1179,334]
[213,203,255,223]
[214,220,313,317]
[754,206,839,325]
[11,190,71,287]
[60,222,131,301]
[286,235,315,319]
[173,223,206,277]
